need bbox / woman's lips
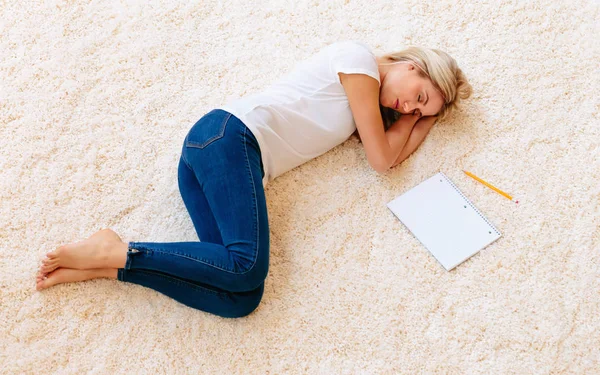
[394,99,399,109]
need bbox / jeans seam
[181,136,192,170]
[130,244,256,275]
[124,242,138,270]
[243,125,260,272]
[128,268,228,297]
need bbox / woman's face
[378,61,445,118]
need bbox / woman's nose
[408,102,421,113]
[403,101,421,115]
[408,102,421,116]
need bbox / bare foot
[39,228,128,273]
[36,267,118,290]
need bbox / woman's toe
[42,257,57,265]
[36,271,58,290]
[36,278,48,290]
[41,264,57,273]
[42,258,58,267]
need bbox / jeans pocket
[186,111,231,149]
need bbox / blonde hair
[377,46,472,127]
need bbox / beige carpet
[1,0,599,373]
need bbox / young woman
[36,41,472,318]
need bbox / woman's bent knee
[231,298,262,318]
[220,283,264,318]
[226,268,268,293]
[227,251,269,292]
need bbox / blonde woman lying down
[37,41,472,318]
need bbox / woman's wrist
[384,114,420,166]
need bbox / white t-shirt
[217,41,381,187]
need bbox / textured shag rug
[1,0,598,373]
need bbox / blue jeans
[117,109,269,318]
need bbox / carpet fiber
[1,0,598,373]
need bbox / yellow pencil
[463,170,519,204]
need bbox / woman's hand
[391,115,438,167]
[396,113,423,128]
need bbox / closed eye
[413,94,422,116]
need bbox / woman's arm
[339,73,417,173]
[391,115,438,168]
[339,72,394,172]
[384,112,422,156]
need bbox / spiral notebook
[387,171,502,271]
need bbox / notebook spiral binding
[439,171,501,236]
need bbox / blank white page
[387,172,501,271]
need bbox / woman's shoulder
[328,40,380,86]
